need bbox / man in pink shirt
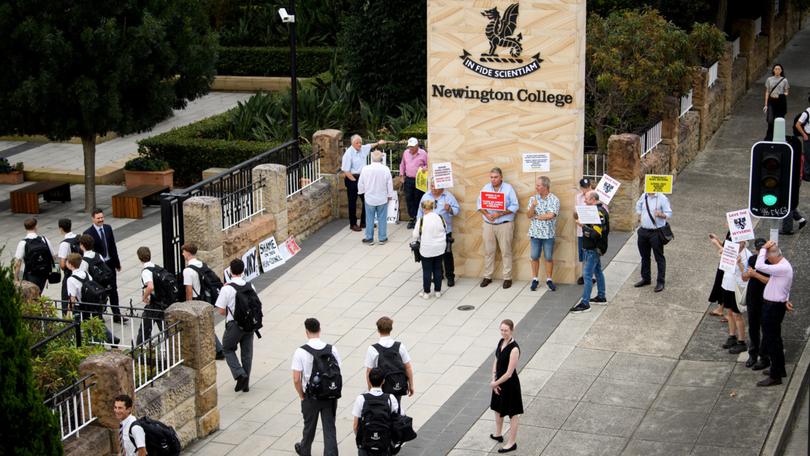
[755,240,794,387]
[399,137,428,229]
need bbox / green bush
[124,156,171,171]
[216,46,335,77]
[0,157,23,173]
[688,23,727,67]
[398,120,427,140]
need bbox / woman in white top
[719,240,752,355]
[764,63,789,140]
[413,199,447,299]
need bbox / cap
[754,238,767,250]
[579,178,591,188]
[407,137,419,147]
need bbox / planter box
[124,169,174,190]
[0,170,24,185]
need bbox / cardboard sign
[522,153,550,172]
[259,236,286,272]
[432,162,454,189]
[575,205,601,224]
[770,229,779,246]
[241,247,260,282]
[387,197,399,224]
[480,191,506,211]
[595,174,621,205]
[644,174,673,194]
[719,240,739,273]
[278,236,301,261]
[415,168,428,192]
[726,209,755,243]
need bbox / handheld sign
[387,197,399,224]
[480,191,506,211]
[719,240,739,273]
[726,209,755,243]
[644,175,673,194]
[522,153,550,172]
[575,205,601,224]
[432,162,454,189]
[595,174,621,205]
[415,168,428,192]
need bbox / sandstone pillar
[661,97,680,174]
[254,163,288,240]
[165,301,219,439]
[184,196,224,275]
[79,351,134,455]
[313,129,344,175]
[607,134,641,232]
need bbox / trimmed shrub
[216,46,335,77]
[398,120,427,140]
[688,23,727,67]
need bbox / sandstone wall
[676,112,701,173]
[288,179,335,240]
[134,366,197,447]
[730,57,749,108]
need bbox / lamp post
[279,3,299,154]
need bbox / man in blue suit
[84,208,127,323]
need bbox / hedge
[216,46,335,77]
[398,120,427,139]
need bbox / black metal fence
[24,315,83,354]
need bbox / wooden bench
[112,184,169,219]
[10,181,71,214]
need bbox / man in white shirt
[114,394,146,456]
[14,217,55,292]
[353,367,399,456]
[216,259,255,393]
[136,247,164,345]
[357,150,395,245]
[182,243,224,359]
[57,218,79,308]
[342,135,385,231]
[365,317,414,413]
[292,318,342,456]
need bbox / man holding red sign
[477,167,519,288]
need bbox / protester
[527,176,559,291]
[576,178,593,285]
[571,191,608,313]
[14,217,55,292]
[489,319,522,454]
[764,63,789,141]
[398,137,428,229]
[718,241,751,355]
[477,167,519,289]
[114,394,146,456]
[353,367,399,456]
[341,135,385,231]
[358,150,395,245]
[216,259,257,393]
[365,317,414,413]
[742,238,771,369]
[417,178,460,287]
[634,192,672,293]
[707,232,732,319]
[413,199,447,298]
[755,240,794,387]
[84,208,126,322]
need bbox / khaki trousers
[483,221,513,280]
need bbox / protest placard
[595,174,621,204]
[387,197,399,224]
[644,174,673,194]
[279,236,301,261]
[432,162,454,189]
[522,153,550,172]
[726,209,755,243]
[480,191,506,211]
[259,236,286,272]
[241,247,260,282]
[575,205,602,224]
[719,240,739,273]
[415,168,428,192]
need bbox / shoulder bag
[644,195,674,245]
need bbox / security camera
[278,8,295,23]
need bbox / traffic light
[748,141,793,219]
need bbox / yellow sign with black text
[644,175,673,194]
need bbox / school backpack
[23,236,53,276]
[373,342,409,396]
[73,275,108,305]
[302,344,342,400]
[84,255,114,288]
[129,416,182,456]
[792,108,810,136]
[356,393,394,455]
[230,283,263,337]
[63,236,82,255]
[146,266,181,308]
[188,263,223,304]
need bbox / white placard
[387,197,399,224]
[726,209,755,243]
[719,240,739,273]
[259,236,286,272]
[522,153,550,172]
[575,205,601,224]
[595,174,621,205]
[769,228,779,246]
[432,162,454,189]
[278,236,301,261]
[241,247,260,282]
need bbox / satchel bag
[644,195,674,245]
[48,265,62,284]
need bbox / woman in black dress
[489,319,522,453]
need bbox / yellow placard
[415,168,428,192]
[644,174,673,194]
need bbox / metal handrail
[44,373,97,441]
[24,316,83,352]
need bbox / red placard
[480,191,506,211]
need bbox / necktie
[119,423,125,455]
[98,226,109,259]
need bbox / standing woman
[413,199,446,298]
[489,319,522,453]
[764,63,789,141]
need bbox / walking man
[477,167,519,289]
[417,178,460,286]
[365,316,414,413]
[634,192,672,293]
[84,208,126,322]
[113,394,146,456]
[292,318,342,456]
[136,247,165,345]
[571,191,608,313]
[342,135,385,231]
[358,150,395,245]
[398,137,428,229]
[755,241,794,387]
[14,217,55,292]
[527,176,560,291]
[215,259,256,393]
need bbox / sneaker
[362,238,375,245]
[420,292,430,299]
[722,335,737,349]
[799,218,807,230]
[546,279,557,291]
[530,279,539,291]
[435,291,442,298]
[729,341,748,354]
[591,296,607,304]
[378,238,388,245]
[570,301,591,313]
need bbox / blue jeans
[364,202,389,241]
[581,249,605,304]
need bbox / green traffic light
[763,194,778,206]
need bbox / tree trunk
[715,0,728,31]
[81,135,97,212]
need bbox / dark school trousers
[637,227,666,285]
[345,175,366,227]
[222,321,253,380]
[299,397,338,456]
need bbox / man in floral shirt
[527,176,560,291]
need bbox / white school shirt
[57,233,78,259]
[364,336,412,368]
[119,414,146,456]
[291,338,343,386]
[140,262,155,288]
[351,387,398,418]
[79,251,98,273]
[214,277,251,322]
[182,258,204,298]
[15,232,56,260]
[66,270,91,300]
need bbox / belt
[485,220,511,225]
[404,176,416,180]
[764,299,786,305]
[639,226,660,231]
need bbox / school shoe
[362,238,375,245]
[570,300,591,313]
[729,341,747,354]
[407,220,416,229]
[489,434,504,443]
[530,279,539,291]
[447,276,455,287]
[654,283,665,293]
[234,375,248,392]
[722,335,737,349]
[546,279,557,291]
[757,377,782,387]
[634,280,651,288]
[350,225,361,232]
[591,296,607,304]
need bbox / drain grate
[457,305,475,311]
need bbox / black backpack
[230,283,263,337]
[792,108,810,136]
[188,263,223,304]
[146,265,181,308]
[63,236,82,255]
[84,255,113,288]
[129,416,181,456]
[356,393,394,455]
[23,236,53,276]
[373,342,409,396]
[73,275,108,305]
[302,344,342,400]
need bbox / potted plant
[123,155,174,189]
[0,158,24,184]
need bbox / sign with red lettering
[480,191,505,211]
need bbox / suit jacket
[83,224,121,270]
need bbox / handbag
[48,265,61,284]
[410,218,424,263]
[644,195,674,245]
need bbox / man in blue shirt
[634,192,673,292]
[476,167,519,289]
[341,135,385,231]
[417,178,461,286]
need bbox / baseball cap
[407,137,419,147]
[579,178,591,188]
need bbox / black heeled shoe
[489,434,504,443]
[498,443,517,453]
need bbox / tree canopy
[0,0,217,210]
